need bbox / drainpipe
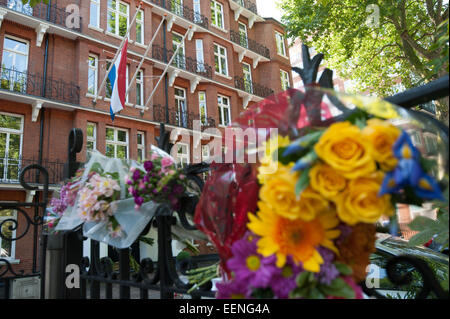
[163,0,169,123]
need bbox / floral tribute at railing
[193,86,448,299]
[44,146,188,248]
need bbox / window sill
[105,31,128,41]
[135,42,147,49]
[215,72,232,80]
[0,259,20,265]
[88,25,104,33]
[86,93,102,99]
[211,24,228,33]
[125,102,134,107]
[277,53,289,60]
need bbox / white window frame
[214,43,228,76]
[86,122,97,152]
[1,36,29,91]
[275,31,287,57]
[87,54,98,96]
[136,70,144,107]
[243,62,253,93]
[136,8,144,44]
[199,91,207,126]
[218,95,231,127]
[137,131,145,162]
[195,39,205,72]
[0,207,17,261]
[211,0,224,29]
[175,142,190,167]
[105,126,129,159]
[201,144,210,162]
[280,70,290,91]
[193,0,202,23]
[89,0,101,28]
[0,112,24,182]
[409,130,423,146]
[172,32,186,69]
[175,86,188,127]
[107,0,129,38]
[238,22,248,48]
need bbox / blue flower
[393,131,420,160]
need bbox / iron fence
[0,67,80,105]
[234,75,274,98]
[153,104,216,131]
[232,0,258,15]
[230,30,270,59]
[149,0,209,29]
[0,0,83,32]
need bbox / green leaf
[296,271,311,287]
[276,146,309,165]
[408,216,438,232]
[334,262,353,276]
[408,229,436,247]
[295,167,311,196]
[90,162,104,174]
[319,278,356,299]
[139,236,155,246]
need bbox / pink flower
[150,153,160,161]
[161,157,174,168]
[139,181,146,190]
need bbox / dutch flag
[108,39,128,121]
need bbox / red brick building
[0,0,292,283]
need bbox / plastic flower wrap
[194,87,448,299]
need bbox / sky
[255,0,284,21]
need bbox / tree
[279,0,449,121]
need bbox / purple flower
[335,224,352,246]
[144,161,154,172]
[143,175,150,183]
[132,170,141,182]
[134,196,144,206]
[216,279,252,299]
[316,247,339,285]
[172,184,184,195]
[269,256,303,299]
[162,186,170,193]
[227,236,277,289]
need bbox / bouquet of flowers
[194,86,447,299]
[126,148,187,211]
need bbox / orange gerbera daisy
[247,202,341,272]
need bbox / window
[202,145,210,162]
[136,70,144,107]
[243,63,253,93]
[107,0,129,37]
[275,32,287,57]
[199,91,207,125]
[1,37,29,93]
[136,9,144,44]
[90,0,100,28]
[86,122,97,153]
[6,0,32,15]
[424,135,438,154]
[214,43,228,76]
[211,0,224,29]
[87,55,98,95]
[218,95,231,126]
[193,0,201,23]
[175,87,188,128]
[409,131,422,146]
[0,113,23,182]
[195,39,205,72]
[175,143,190,167]
[170,0,184,16]
[0,209,17,260]
[137,131,145,162]
[238,22,248,48]
[172,32,186,69]
[106,127,129,159]
[280,70,290,91]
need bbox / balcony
[152,104,216,131]
[234,75,274,98]
[0,67,80,105]
[232,0,258,15]
[228,0,264,29]
[0,0,82,33]
[0,155,66,186]
[230,30,270,59]
[149,0,209,29]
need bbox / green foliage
[22,0,48,7]
[290,271,356,299]
[139,236,155,247]
[295,166,311,196]
[280,0,449,98]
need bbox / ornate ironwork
[0,67,80,105]
[149,0,209,29]
[234,75,274,98]
[153,104,216,131]
[230,30,270,59]
[232,0,258,15]
[0,0,83,32]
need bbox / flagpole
[143,26,192,111]
[93,1,144,104]
[125,14,167,99]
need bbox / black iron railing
[232,0,258,15]
[230,30,270,59]
[234,75,274,98]
[0,0,83,32]
[152,44,213,79]
[149,0,209,29]
[0,155,65,185]
[153,104,216,130]
[0,67,80,105]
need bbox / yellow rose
[258,135,291,184]
[336,173,395,225]
[309,163,347,199]
[298,186,330,221]
[314,122,376,179]
[362,118,401,171]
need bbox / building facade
[0,0,292,282]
